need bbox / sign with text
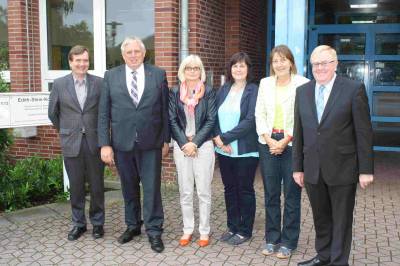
[0,92,52,128]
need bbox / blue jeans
[218,154,258,237]
[258,133,301,250]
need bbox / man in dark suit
[48,45,105,241]
[98,36,169,253]
[292,45,374,266]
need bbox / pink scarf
[179,81,205,115]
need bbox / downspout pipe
[25,0,31,92]
[180,0,189,62]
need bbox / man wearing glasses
[292,45,374,266]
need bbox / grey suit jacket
[48,73,103,157]
[292,75,374,186]
[98,63,170,151]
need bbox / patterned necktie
[316,85,325,123]
[130,71,139,106]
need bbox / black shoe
[149,235,164,253]
[298,256,330,266]
[92,225,104,239]
[67,226,87,241]
[117,227,141,244]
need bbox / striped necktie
[130,71,139,106]
[316,85,325,123]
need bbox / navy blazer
[98,63,170,151]
[214,82,259,155]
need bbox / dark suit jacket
[214,82,259,155]
[169,85,217,148]
[98,64,170,151]
[292,75,374,186]
[48,73,103,157]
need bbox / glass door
[308,0,400,152]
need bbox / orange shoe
[179,234,192,246]
[197,238,210,247]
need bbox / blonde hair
[178,54,206,83]
[310,45,337,63]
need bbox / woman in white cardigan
[255,45,309,259]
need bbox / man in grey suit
[98,36,170,253]
[48,45,105,241]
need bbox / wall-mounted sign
[0,92,52,129]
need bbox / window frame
[39,0,107,91]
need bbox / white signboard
[0,92,52,128]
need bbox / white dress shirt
[125,64,145,102]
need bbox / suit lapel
[82,74,93,112]
[320,76,343,124]
[306,80,318,124]
[240,83,251,111]
[137,64,153,109]
[66,74,81,111]
[119,65,135,107]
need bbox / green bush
[0,156,66,212]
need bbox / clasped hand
[182,142,197,157]
[267,139,286,155]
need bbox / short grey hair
[121,36,146,54]
[178,54,206,83]
[310,45,337,63]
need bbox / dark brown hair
[226,52,254,83]
[269,45,297,76]
[68,45,89,61]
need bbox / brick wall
[7,0,59,160]
[225,0,267,82]
[189,0,226,88]
[6,0,268,180]
[239,0,267,81]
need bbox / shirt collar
[316,73,336,91]
[72,74,87,85]
[126,63,144,75]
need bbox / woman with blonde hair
[169,54,217,247]
[255,45,309,258]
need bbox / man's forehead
[311,50,333,62]
[71,52,89,61]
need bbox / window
[46,0,94,70]
[105,0,154,68]
[0,0,9,81]
[314,0,400,25]
[40,0,155,91]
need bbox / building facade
[0,0,399,179]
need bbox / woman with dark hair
[255,45,309,258]
[214,52,259,245]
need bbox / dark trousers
[63,136,105,227]
[258,133,301,250]
[305,175,356,266]
[115,147,164,237]
[218,154,258,237]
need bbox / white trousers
[173,140,215,235]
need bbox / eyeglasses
[185,66,200,72]
[311,60,336,68]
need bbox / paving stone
[0,154,399,265]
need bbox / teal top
[215,89,259,158]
